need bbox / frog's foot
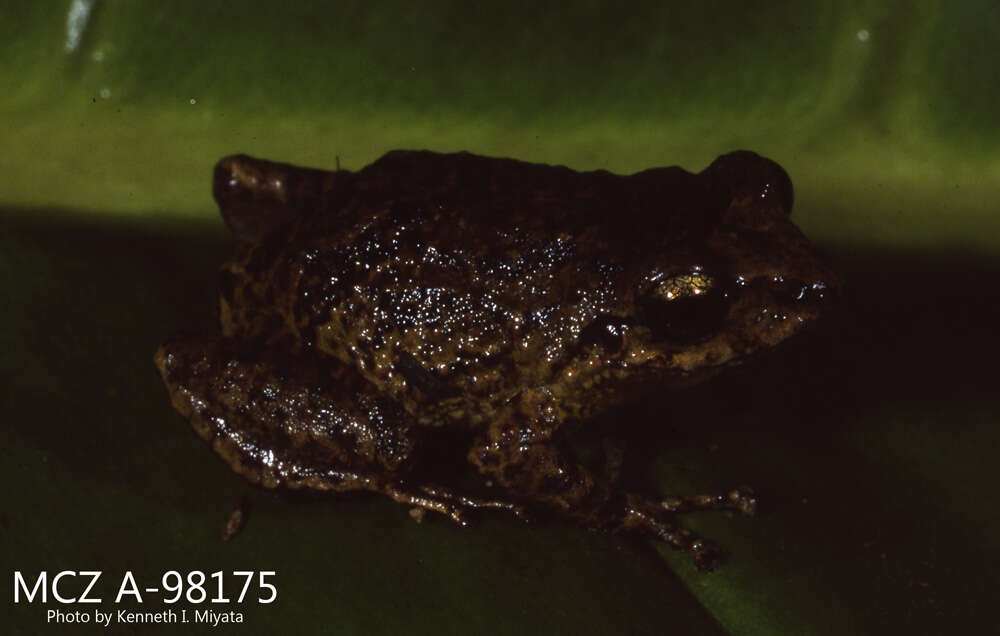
[619,495,728,572]
[381,483,528,527]
[616,488,755,571]
[657,486,757,517]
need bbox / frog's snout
[767,275,838,315]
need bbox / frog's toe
[728,486,758,517]
[618,493,736,571]
[384,483,528,527]
[385,485,473,527]
[419,486,530,522]
[656,485,758,516]
[690,540,726,573]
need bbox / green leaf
[2,2,998,633]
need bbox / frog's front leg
[155,336,523,523]
[469,410,755,571]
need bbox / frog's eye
[579,315,627,354]
[653,271,715,301]
[641,272,731,342]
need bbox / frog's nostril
[803,280,838,307]
[772,277,837,311]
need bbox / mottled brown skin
[155,149,838,571]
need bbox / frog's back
[339,150,715,238]
[221,150,731,416]
[295,150,722,302]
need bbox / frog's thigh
[155,336,414,493]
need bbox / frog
[154,148,838,571]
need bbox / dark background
[3,1,998,634]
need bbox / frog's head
[602,151,840,384]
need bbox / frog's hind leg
[155,335,415,494]
[155,336,527,525]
